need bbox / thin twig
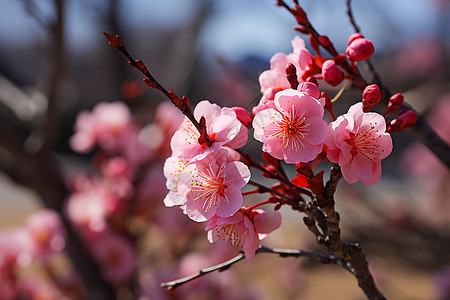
[160,245,353,290]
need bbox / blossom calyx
[362,84,381,112]
[322,60,344,87]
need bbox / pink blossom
[253,89,328,164]
[170,100,248,160]
[206,209,282,259]
[88,231,136,283]
[70,102,132,153]
[65,176,131,235]
[325,103,393,185]
[24,209,66,260]
[20,279,68,300]
[175,149,251,222]
[163,155,191,208]
[259,36,312,95]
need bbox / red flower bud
[286,63,298,89]
[321,91,336,120]
[347,33,364,46]
[231,107,253,129]
[386,109,417,133]
[304,76,319,86]
[319,35,332,47]
[362,84,381,112]
[322,60,344,86]
[385,93,404,116]
[346,38,375,61]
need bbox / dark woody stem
[312,165,387,300]
[160,245,352,290]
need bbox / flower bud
[231,106,253,129]
[305,76,319,86]
[297,82,320,99]
[347,33,364,46]
[322,60,344,86]
[362,84,381,112]
[385,93,404,116]
[319,35,332,47]
[386,109,417,134]
[346,38,375,61]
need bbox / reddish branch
[103,32,212,147]
[160,245,352,290]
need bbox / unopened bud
[346,38,375,61]
[321,92,336,120]
[231,107,253,129]
[305,76,319,86]
[293,25,310,34]
[322,60,344,87]
[362,84,381,112]
[297,82,320,99]
[309,33,320,54]
[386,110,417,133]
[286,63,298,89]
[347,33,364,46]
[318,35,332,47]
[385,93,404,116]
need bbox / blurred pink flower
[326,103,392,185]
[206,209,282,259]
[70,102,153,165]
[70,102,132,153]
[65,176,131,235]
[20,279,68,300]
[89,231,136,283]
[259,36,312,94]
[171,100,248,160]
[25,209,66,260]
[253,89,327,164]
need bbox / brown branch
[160,245,352,290]
[313,165,386,300]
[103,32,212,147]
[38,0,65,155]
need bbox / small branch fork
[103,32,212,147]
[160,245,352,290]
[305,165,387,300]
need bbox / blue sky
[0,0,446,61]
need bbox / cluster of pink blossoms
[164,100,282,259]
[251,35,393,185]
[163,34,395,259]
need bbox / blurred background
[0,0,449,299]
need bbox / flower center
[267,105,310,151]
[215,224,243,249]
[191,165,228,213]
[346,123,383,161]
